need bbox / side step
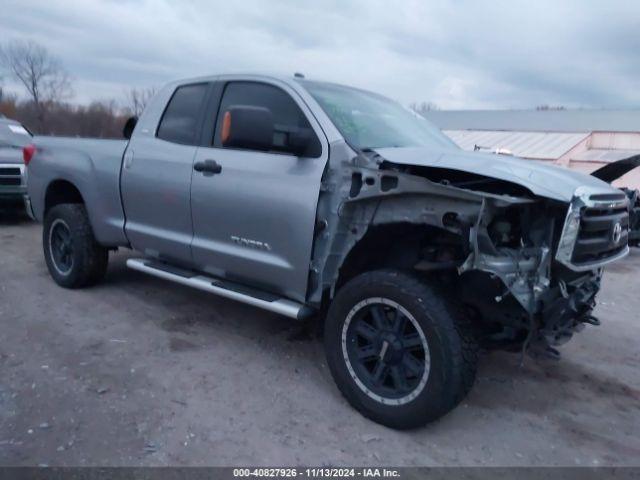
[126,258,314,320]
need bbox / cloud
[1,0,638,109]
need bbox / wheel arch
[44,179,86,214]
[333,221,465,294]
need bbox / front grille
[0,165,23,187]
[0,178,21,186]
[572,203,629,266]
[0,167,21,176]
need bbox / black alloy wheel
[342,297,430,405]
[49,218,74,275]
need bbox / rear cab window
[213,81,321,157]
[156,83,209,145]
[0,122,33,148]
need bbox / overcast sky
[1,0,639,109]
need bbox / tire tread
[324,269,478,429]
[43,204,108,288]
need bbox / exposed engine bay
[309,144,631,359]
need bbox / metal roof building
[444,130,589,161]
[424,109,640,133]
[423,109,640,189]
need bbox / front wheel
[324,270,478,429]
[43,204,109,288]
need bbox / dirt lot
[0,212,639,467]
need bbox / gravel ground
[0,212,639,467]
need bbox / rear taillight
[23,144,36,166]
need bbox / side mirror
[286,127,312,157]
[123,116,138,140]
[221,106,273,151]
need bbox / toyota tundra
[24,74,631,428]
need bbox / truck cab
[121,76,331,304]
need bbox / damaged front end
[458,187,628,357]
[310,144,630,359]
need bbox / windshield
[302,81,457,151]
[0,122,32,148]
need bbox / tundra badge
[231,236,272,251]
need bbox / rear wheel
[324,269,478,429]
[43,204,108,288]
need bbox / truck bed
[28,136,129,246]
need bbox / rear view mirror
[123,116,138,140]
[221,106,273,151]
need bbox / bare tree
[0,74,6,104]
[410,101,439,115]
[0,40,72,129]
[535,105,566,111]
[126,86,157,117]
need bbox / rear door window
[157,83,209,145]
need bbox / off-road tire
[43,204,109,288]
[324,269,478,429]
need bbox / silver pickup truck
[25,74,630,429]
[0,117,32,209]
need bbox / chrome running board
[126,258,313,320]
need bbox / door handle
[124,150,134,169]
[194,159,222,175]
